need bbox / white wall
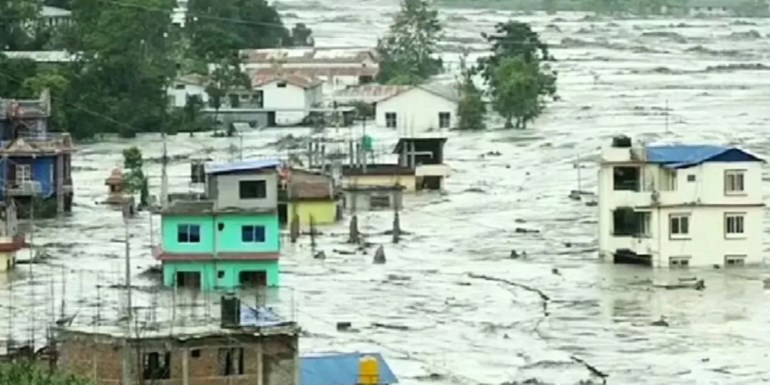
[167,84,207,108]
[258,81,320,125]
[375,88,457,136]
[598,159,763,267]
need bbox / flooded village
[3,0,770,384]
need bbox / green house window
[178,224,201,243]
[241,225,265,243]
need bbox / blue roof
[300,352,398,385]
[205,159,279,175]
[645,145,763,169]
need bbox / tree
[291,23,314,46]
[455,51,485,130]
[186,0,291,61]
[0,0,39,50]
[63,0,177,139]
[205,58,250,121]
[477,21,557,129]
[123,146,148,206]
[376,0,443,85]
[0,55,38,97]
[0,361,90,385]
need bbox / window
[277,81,287,88]
[612,167,640,191]
[177,224,201,243]
[687,174,696,182]
[217,270,225,278]
[438,112,451,129]
[669,256,690,267]
[669,214,690,238]
[385,112,397,128]
[174,83,185,89]
[191,349,201,358]
[242,225,266,243]
[15,164,31,185]
[219,348,244,376]
[725,213,745,237]
[369,195,390,209]
[143,352,171,380]
[724,170,745,194]
[239,180,267,199]
[612,209,650,237]
[725,255,746,266]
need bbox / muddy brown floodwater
[3,1,770,384]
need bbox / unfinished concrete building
[56,295,300,385]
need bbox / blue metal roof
[645,145,763,169]
[300,352,398,385]
[205,159,280,175]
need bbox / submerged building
[0,90,75,217]
[0,202,25,272]
[598,136,764,268]
[154,159,282,290]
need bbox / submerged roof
[645,145,763,169]
[205,159,279,175]
[300,352,398,385]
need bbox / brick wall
[57,331,298,385]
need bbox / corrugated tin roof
[333,85,411,103]
[205,159,280,175]
[240,47,377,64]
[645,145,763,169]
[253,73,323,89]
[300,352,398,385]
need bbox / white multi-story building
[598,136,764,268]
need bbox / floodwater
[4,1,770,384]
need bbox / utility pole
[160,132,169,210]
[122,202,133,385]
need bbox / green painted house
[153,159,282,290]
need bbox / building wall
[0,251,13,272]
[162,259,280,289]
[598,159,763,267]
[57,332,298,385]
[161,213,280,255]
[288,200,336,228]
[342,190,402,212]
[258,81,315,125]
[167,84,208,108]
[209,172,278,211]
[375,88,457,135]
[343,174,416,192]
[0,156,55,198]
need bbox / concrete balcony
[609,190,693,208]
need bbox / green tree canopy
[186,0,292,61]
[63,0,176,138]
[456,51,485,130]
[478,21,557,129]
[0,0,41,50]
[0,361,90,385]
[376,0,443,85]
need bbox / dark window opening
[218,222,225,231]
[369,195,390,209]
[228,93,240,107]
[278,203,288,226]
[612,208,649,236]
[613,166,640,191]
[239,180,267,199]
[239,271,268,288]
[418,176,441,191]
[217,270,225,279]
[613,249,652,266]
[725,255,746,266]
[219,347,244,376]
[177,224,201,243]
[143,352,171,380]
[687,174,696,182]
[385,112,397,128]
[670,257,690,267]
[175,271,201,289]
[242,225,266,243]
[438,112,451,128]
[191,349,201,358]
[277,82,287,88]
[670,214,690,237]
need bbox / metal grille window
[669,214,690,237]
[724,170,745,194]
[15,164,31,185]
[725,213,745,236]
[438,112,451,128]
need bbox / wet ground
[4,1,770,384]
